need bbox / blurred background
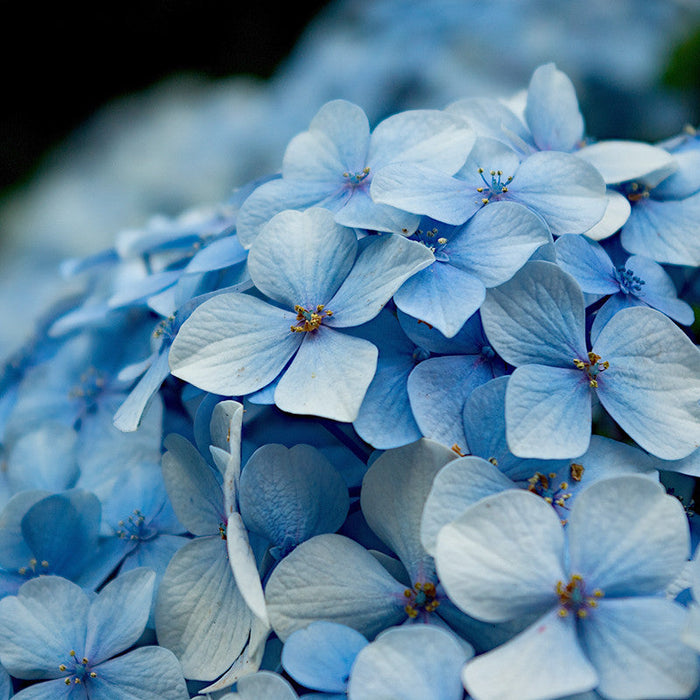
[2,0,700,356]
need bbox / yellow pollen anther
[593,589,604,598]
[577,609,588,618]
[478,167,484,173]
[405,605,418,618]
[476,186,484,192]
[404,589,412,598]
[90,672,97,678]
[544,496,553,504]
[481,198,489,204]
[490,170,496,175]
[570,463,584,482]
[65,679,71,686]
[559,482,568,490]
[41,561,49,568]
[290,304,332,333]
[18,568,26,575]
[501,186,508,192]
[451,444,466,457]
[589,379,598,388]
[29,558,37,567]
[489,457,498,466]
[558,608,568,617]
[70,650,76,657]
[59,664,67,671]
[437,237,447,245]
[82,657,89,664]
[74,679,81,684]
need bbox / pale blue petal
[274,327,377,422]
[326,234,434,327]
[505,365,591,459]
[554,236,619,295]
[421,456,514,556]
[361,439,456,581]
[282,621,368,692]
[508,151,607,235]
[85,568,155,664]
[348,625,469,700]
[481,261,587,367]
[113,349,170,432]
[169,293,301,396]
[435,490,565,622]
[462,609,597,700]
[446,200,551,288]
[234,671,299,700]
[334,192,420,235]
[581,598,699,700]
[628,255,694,324]
[239,444,348,553]
[371,163,481,225]
[226,513,268,625]
[567,476,689,596]
[652,147,700,199]
[593,307,700,459]
[184,235,247,274]
[525,63,584,153]
[576,141,676,185]
[154,536,252,680]
[89,646,189,699]
[583,190,631,241]
[408,354,496,451]
[393,262,485,339]
[161,434,223,536]
[589,293,641,346]
[0,576,89,679]
[285,100,370,179]
[248,208,357,309]
[264,534,406,641]
[620,193,700,266]
[447,98,531,148]
[13,678,83,699]
[369,109,474,173]
[237,179,347,249]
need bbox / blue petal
[154,536,252,680]
[248,208,358,310]
[274,327,378,422]
[593,307,700,459]
[408,354,497,450]
[326,234,434,328]
[508,151,607,235]
[506,365,591,459]
[282,621,368,693]
[481,261,587,367]
[462,609,597,700]
[620,192,700,266]
[580,598,699,700]
[161,434,223,536]
[567,476,689,596]
[525,63,584,153]
[348,625,470,700]
[554,236,619,295]
[394,261,485,339]
[169,293,302,396]
[89,646,189,699]
[85,568,155,664]
[239,444,348,554]
[0,576,89,679]
[361,439,456,582]
[576,141,676,185]
[264,534,406,641]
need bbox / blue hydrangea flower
[555,234,693,341]
[481,260,700,459]
[169,207,433,421]
[236,100,475,245]
[0,569,189,699]
[435,476,700,700]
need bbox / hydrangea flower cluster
[1,63,699,699]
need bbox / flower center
[555,575,603,619]
[403,581,440,619]
[343,166,371,185]
[573,351,609,388]
[475,167,513,204]
[116,509,156,542]
[411,226,450,262]
[17,557,50,577]
[614,266,645,295]
[69,366,106,411]
[59,650,97,686]
[624,181,650,203]
[290,305,333,333]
